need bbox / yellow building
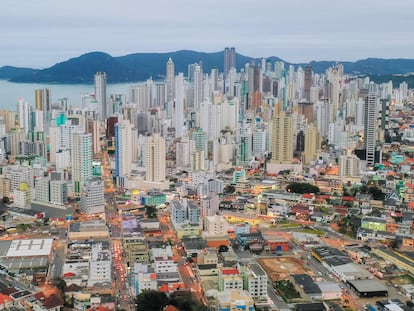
[123,238,149,264]
[304,123,320,165]
[271,111,293,164]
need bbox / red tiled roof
[35,293,64,309]
[159,284,169,293]
[302,193,314,199]
[164,306,179,311]
[64,272,76,277]
[222,269,239,275]
[0,293,12,304]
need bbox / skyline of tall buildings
[0,46,411,215]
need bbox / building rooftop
[347,279,388,292]
[316,281,342,293]
[249,263,266,277]
[291,274,321,294]
[0,239,53,258]
[69,220,108,232]
[182,238,207,250]
[295,303,326,311]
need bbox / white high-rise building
[8,128,25,156]
[94,72,107,121]
[50,180,67,206]
[328,67,341,123]
[129,79,154,110]
[174,73,185,138]
[193,64,203,111]
[145,134,166,182]
[315,100,329,137]
[339,153,361,177]
[56,123,83,152]
[13,182,31,209]
[80,178,104,214]
[204,214,228,236]
[34,177,50,203]
[88,242,111,287]
[166,58,175,102]
[200,101,221,140]
[115,120,132,185]
[220,99,239,132]
[17,98,30,135]
[176,138,193,168]
[252,130,267,158]
[3,165,33,191]
[200,195,219,217]
[364,83,378,167]
[55,148,71,173]
[72,132,93,195]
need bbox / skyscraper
[17,98,30,135]
[35,88,51,132]
[115,120,132,186]
[87,119,100,156]
[304,124,320,165]
[224,47,236,78]
[304,66,312,101]
[328,67,341,123]
[166,58,175,102]
[364,83,378,167]
[339,153,360,177]
[95,72,107,121]
[145,133,166,182]
[174,73,185,138]
[80,178,104,214]
[72,132,93,195]
[193,64,203,111]
[271,111,294,164]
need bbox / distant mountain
[3,50,414,84]
[115,50,256,79]
[9,52,137,84]
[0,66,39,79]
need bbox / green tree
[286,182,319,194]
[368,186,385,200]
[145,205,157,219]
[223,184,236,194]
[390,237,402,249]
[136,290,168,311]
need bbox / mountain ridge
[1,50,414,84]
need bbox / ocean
[0,80,136,110]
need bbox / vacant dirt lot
[257,256,309,282]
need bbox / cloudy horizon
[1,0,414,68]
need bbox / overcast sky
[1,0,414,68]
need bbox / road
[51,242,66,280]
[267,284,290,311]
[158,211,207,305]
[101,148,133,311]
